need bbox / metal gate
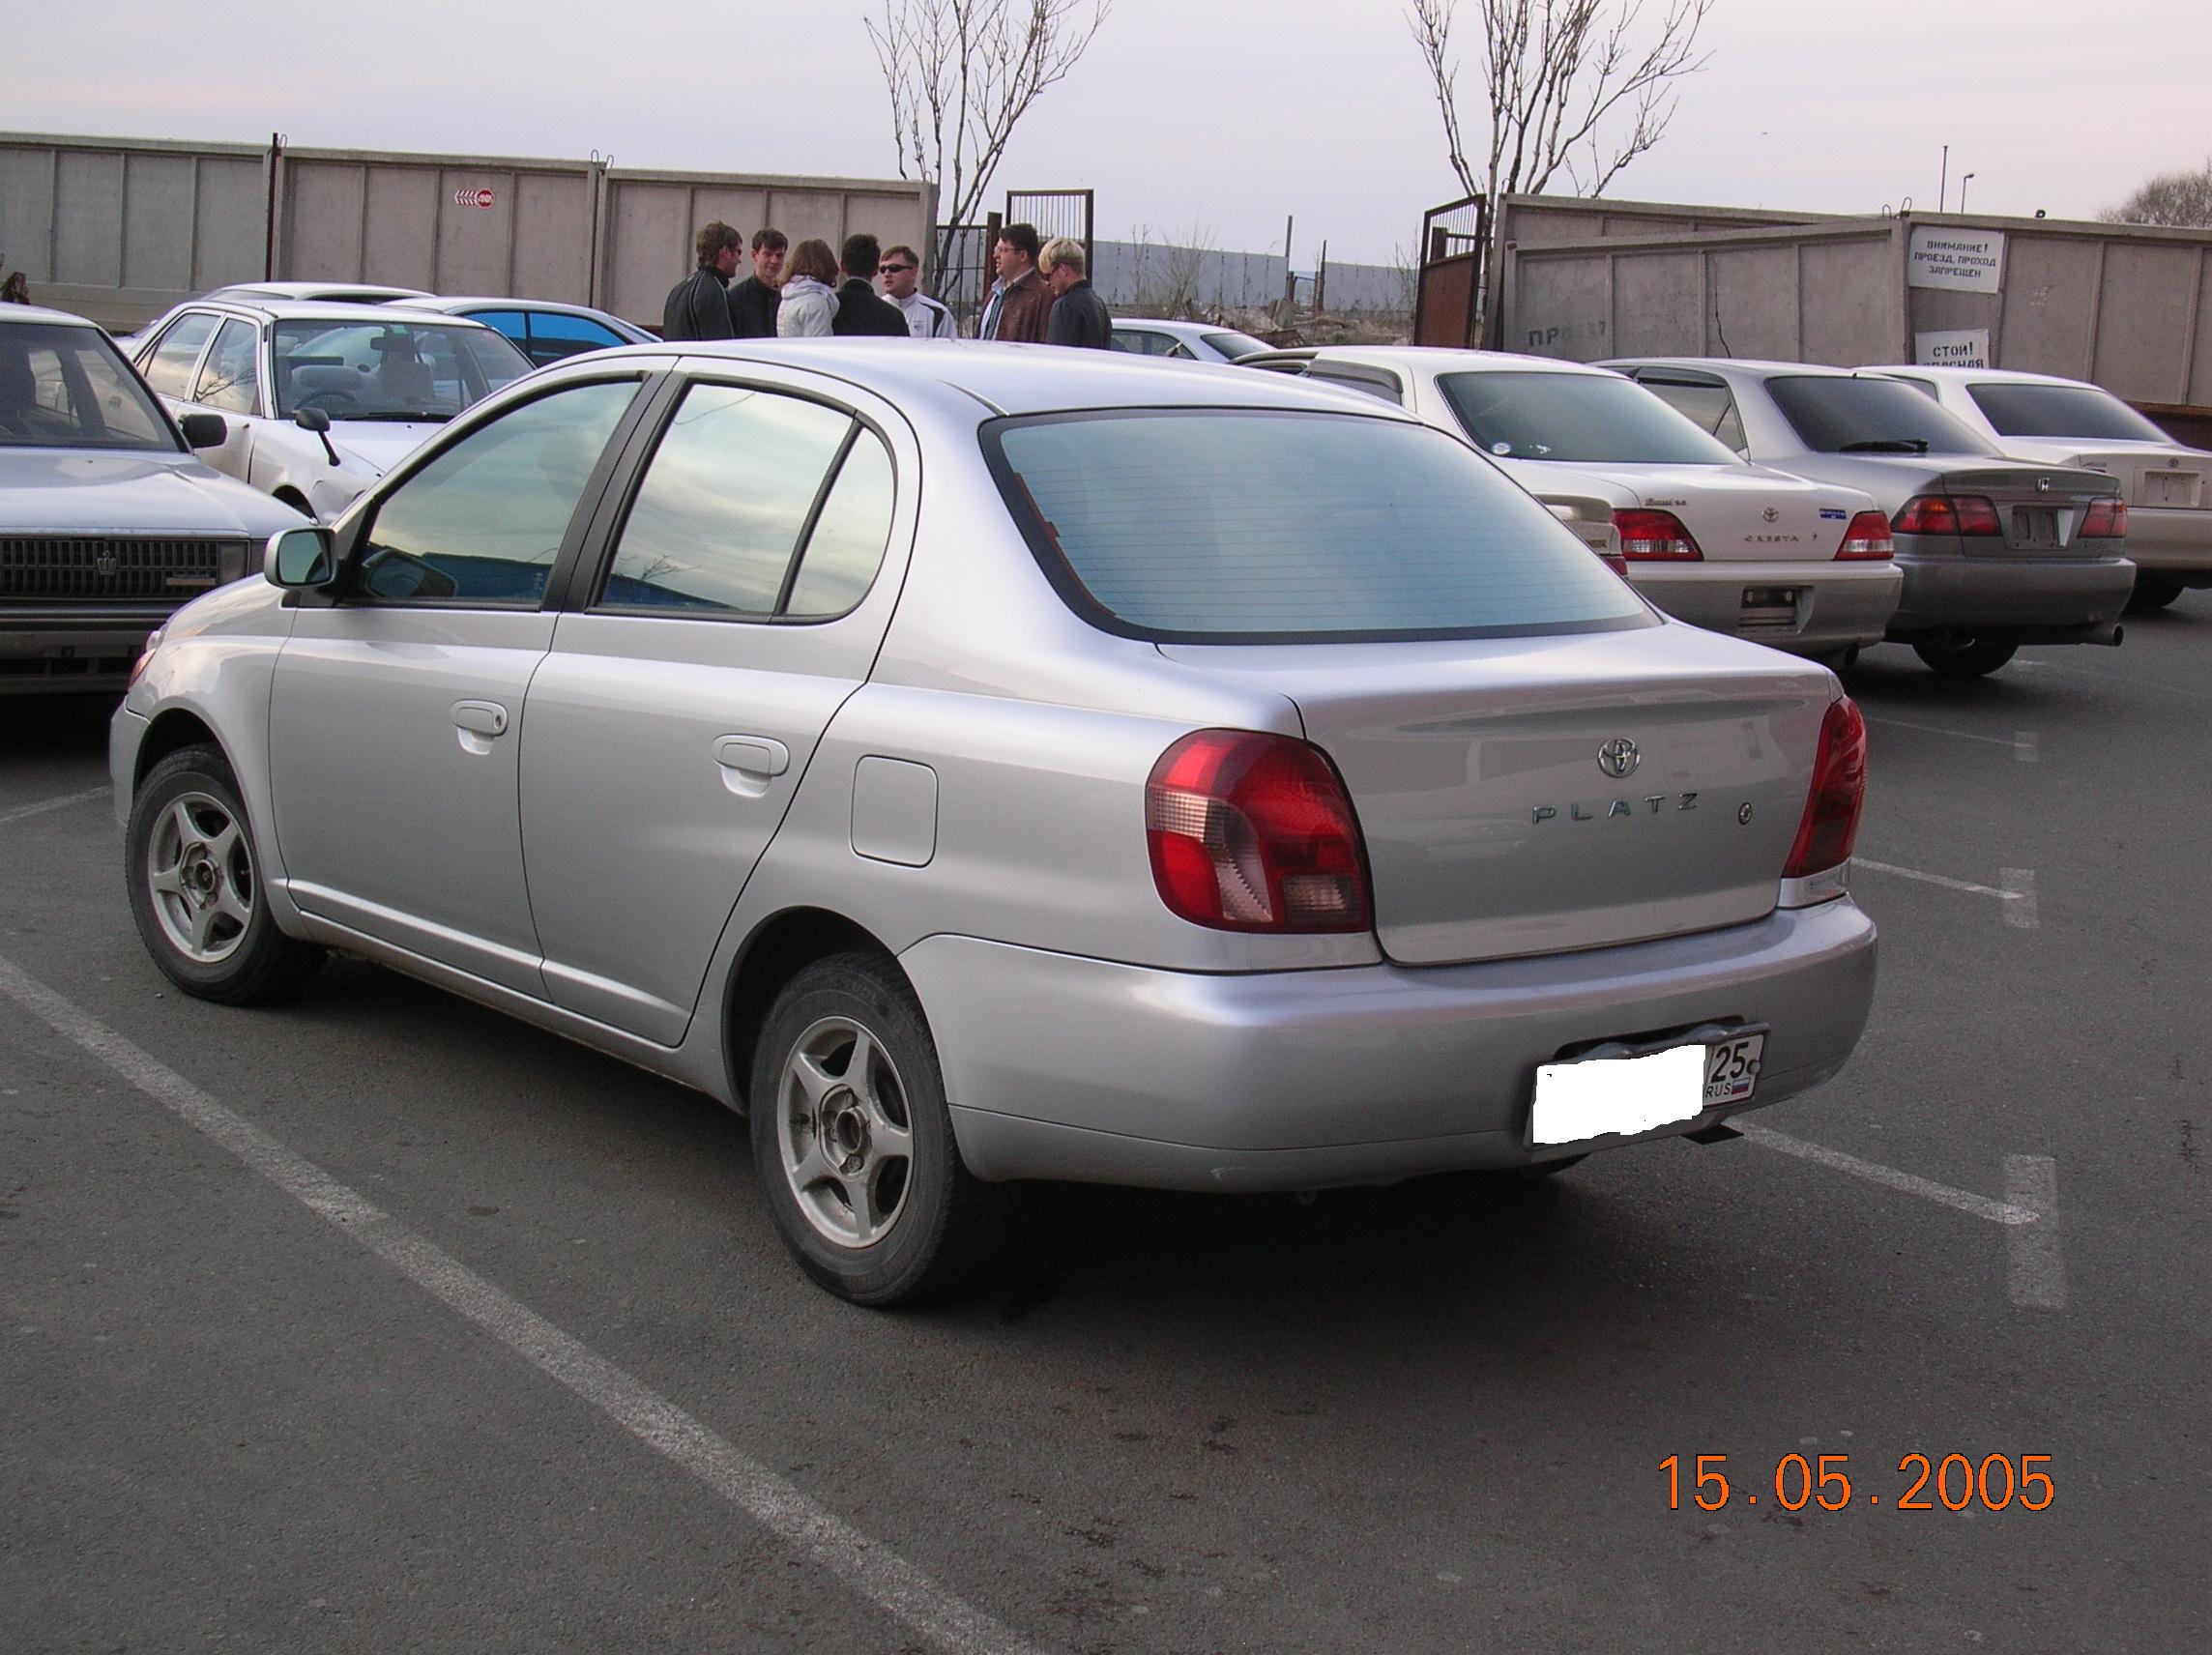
[1005,188,1093,276]
[1412,193,1490,348]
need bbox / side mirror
[179,413,227,449]
[292,406,341,465]
[266,525,337,590]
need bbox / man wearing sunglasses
[880,246,958,339]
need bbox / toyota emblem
[1761,507,1779,524]
[1598,738,1640,779]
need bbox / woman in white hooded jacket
[776,239,840,338]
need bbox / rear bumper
[1630,561,1902,653]
[1886,550,2135,637]
[0,609,166,694]
[2119,508,2212,582]
[907,898,1877,1191]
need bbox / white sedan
[1865,363,2209,608]
[131,300,532,521]
[1109,318,1271,363]
[1245,347,1902,660]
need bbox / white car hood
[0,449,306,537]
[328,420,445,475]
[1496,459,1874,563]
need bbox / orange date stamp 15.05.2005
[1661,1454,2055,1514]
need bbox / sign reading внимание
[1907,226,2005,293]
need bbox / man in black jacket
[830,234,912,338]
[1040,238,1112,349]
[662,222,741,341]
[727,228,786,337]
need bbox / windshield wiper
[341,411,452,422]
[1838,437,1931,453]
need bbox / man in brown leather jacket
[976,223,1053,343]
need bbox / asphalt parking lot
[4,599,2207,1654]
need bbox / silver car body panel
[114,341,1876,1183]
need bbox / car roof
[590,339,1428,419]
[1603,357,1876,381]
[416,296,628,321]
[1116,319,1233,338]
[1861,364,2103,389]
[211,281,431,301]
[1261,345,1627,379]
[0,304,102,330]
[175,298,504,328]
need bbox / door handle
[453,701,510,737]
[452,700,509,755]
[713,735,790,798]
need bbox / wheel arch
[134,707,234,792]
[720,907,906,1114]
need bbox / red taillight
[1146,730,1371,933]
[1612,508,1703,562]
[1835,509,1895,561]
[2081,497,2128,537]
[1891,494,2001,537]
[1784,698,1869,881]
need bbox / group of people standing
[660,220,1110,348]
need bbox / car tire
[1911,637,2018,679]
[749,952,1011,1306]
[126,744,325,1004]
[2129,578,2184,611]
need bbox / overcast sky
[13,0,2209,266]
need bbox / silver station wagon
[112,342,1878,1305]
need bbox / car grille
[0,536,244,603]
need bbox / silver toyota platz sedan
[110,341,1877,1305]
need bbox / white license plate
[1530,1034,1764,1147]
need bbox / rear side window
[527,311,627,363]
[142,312,218,398]
[1631,375,1748,453]
[1767,376,1997,455]
[987,410,1649,642]
[600,384,886,619]
[192,320,259,415]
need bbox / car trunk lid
[1933,464,2118,554]
[1159,627,1833,966]
[1591,462,1848,564]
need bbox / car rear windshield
[985,409,1651,642]
[272,321,533,421]
[1967,383,2172,443]
[1,323,176,451]
[1769,375,1998,455]
[1439,370,1739,465]
[1200,331,1269,362]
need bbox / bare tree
[867,0,1112,279]
[2101,160,2212,228]
[1408,0,1714,206]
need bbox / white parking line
[1864,713,2022,753]
[0,952,1051,1655]
[1848,854,2034,915]
[2015,731,2039,764]
[1738,1124,2036,1226]
[2003,1155,2066,1309]
[0,785,111,828]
